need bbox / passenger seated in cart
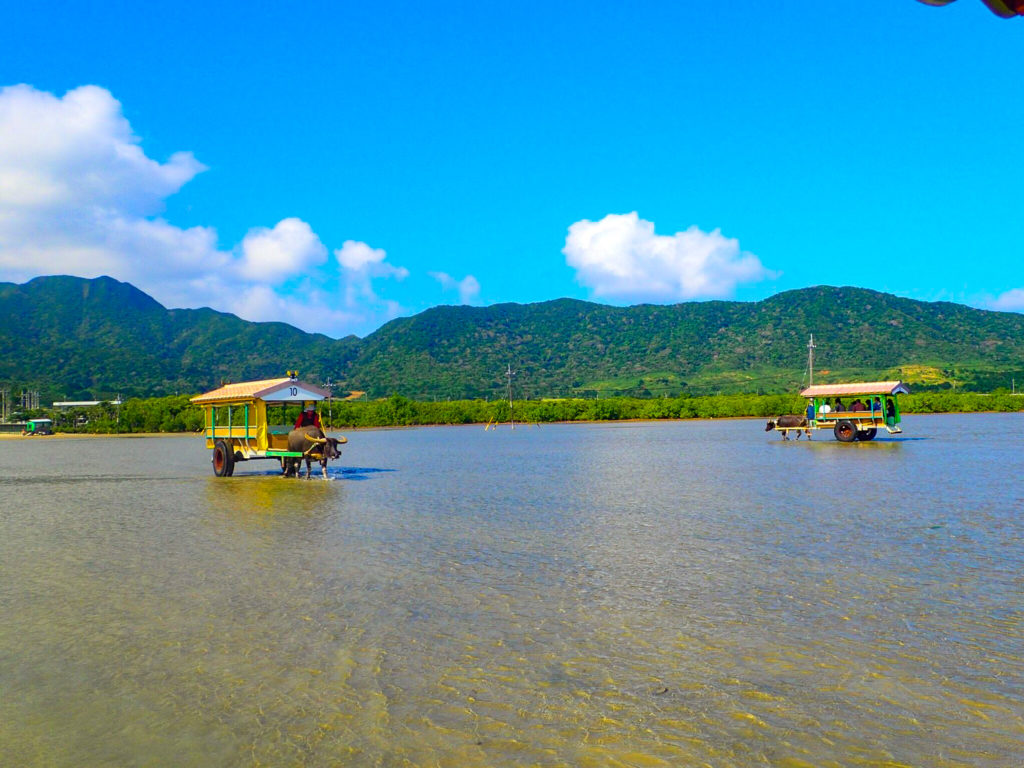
[872,397,882,412]
[851,399,866,412]
[294,405,322,430]
[833,398,845,412]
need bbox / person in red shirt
[294,405,322,430]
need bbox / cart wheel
[834,420,857,443]
[213,440,235,477]
[858,428,877,441]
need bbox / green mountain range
[2,275,1023,403]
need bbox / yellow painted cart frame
[191,374,333,476]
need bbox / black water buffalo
[765,415,811,440]
[283,426,347,478]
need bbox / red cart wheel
[834,420,857,443]
[213,440,235,476]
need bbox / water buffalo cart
[799,381,909,442]
[23,418,53,436]
[191,374,346,477]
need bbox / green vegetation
[3,276,1024,403]
[326,392,1024,426]
[344,290,1024,399]
[0,275,357,402]
[24,391,1024,435]
[35,395,205,434]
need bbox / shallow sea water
[1,414,1022,766]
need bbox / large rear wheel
[213,440,235,476]
[834,420,857,443]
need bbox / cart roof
[800,381,910,398]
[191,377,331,405]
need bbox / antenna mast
[808,334,816,387]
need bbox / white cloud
[989,288,1024,312]
[238,218,327,282]
[228,283,365,332]
[334,240,409,308]
[335,240,409,279]
[0,84,222,289]
[457,275,480,304]
[430,271,481,304]
[0,84,203,215]
[563,212,775,302]
[0,84,413,338]
[336,240,386,271]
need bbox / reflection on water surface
[1,415,1022,766]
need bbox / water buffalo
[765,414,811,440]
[283,426,347,478]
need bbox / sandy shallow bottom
[1,415,1021,766]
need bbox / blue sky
[1,1,1021,337]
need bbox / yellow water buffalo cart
[191,374,337,476]
[800,380,910,442]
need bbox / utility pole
[808,334,816,387]
[324,376,333,425]
[506,363,516,430]
[20,390,39,412]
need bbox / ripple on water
[1,417,1022,766]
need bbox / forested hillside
[0,276,357,401]
[2,275,1023,402]
[340,288,1024,398]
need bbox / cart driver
[294,404,322,430]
